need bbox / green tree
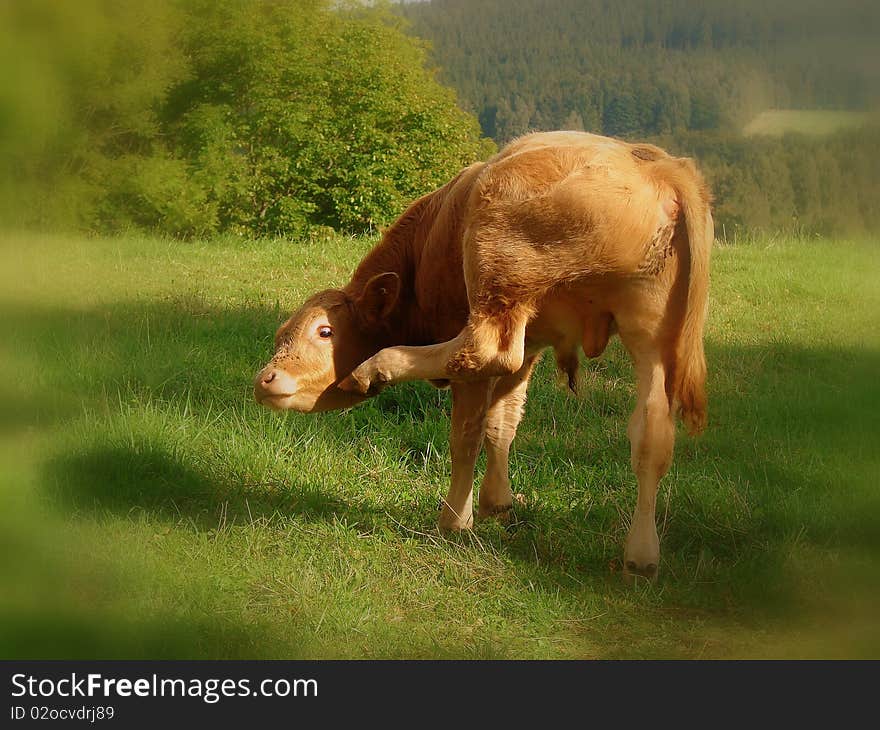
[689,89,722,131]
[0,0,188,229]
[603,92,640,138]
[1,0,493,236]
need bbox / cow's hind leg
[439,379,494,530]
[340,306,531,394]
[620,333,675,582]
[479,354,539,519]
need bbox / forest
[400,0,880,236]
[400,0,878,139]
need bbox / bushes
[0,0,492,237]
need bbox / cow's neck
[345,191,440,346]
[345,162,482,348]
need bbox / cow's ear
[357,272,400,323]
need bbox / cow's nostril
[262,370,277,385]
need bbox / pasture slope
[1,230,878,659]
[742,110,877,137]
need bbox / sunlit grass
[1,230,878,658]
[742,109,877,137]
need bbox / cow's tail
[664,159,713,435]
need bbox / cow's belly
[526,285,616,362]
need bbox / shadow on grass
[4,296,451,424]
[15,296,880,612]
[43,440,382,529]
[0,503,316,659]
[0,605,290,660]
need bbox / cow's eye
[317,326,333,339]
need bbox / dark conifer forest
[399,0,880,236]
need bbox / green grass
[1,229,878,659]
[742,109,877,137]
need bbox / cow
[254,131,712,581]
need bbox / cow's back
[406,131,692,345]
[457,133,682,300]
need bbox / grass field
[1,230,878,659]
[742,109,877,137]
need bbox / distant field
[1,231,878,659]
[743,109,877,137]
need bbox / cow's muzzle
[253,366,298,409]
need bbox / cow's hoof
[478,503,514,523]
[623,560,659,584]
[624,520,659,584]
[338,373,370,395]
[438,518,474,532]
[438,506,474,531]
[339,367,386,396]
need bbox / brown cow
[254,131,712,580]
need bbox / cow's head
[253,272,400,412]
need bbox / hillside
[743,110,877,137]
[398,1,880,236]
[399,0,880,142]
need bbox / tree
[603,92,640,138]
[164,1,493,235]
[689,89,722,131]
[2,0,494,236]
[561,110,585,131]
[0,0,188,229]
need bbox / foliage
[0,0,492,236]
[0,1,189,230]
[3,0,877,239]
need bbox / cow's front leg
[439,380,493,530]
[339,310,530,395]
[339,341,454,396]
